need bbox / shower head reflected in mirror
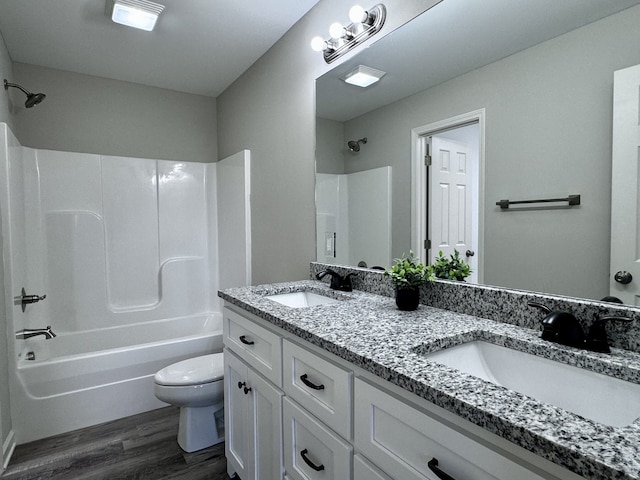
[4,79,46,108]
[348,137,367,152]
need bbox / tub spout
[16,326,56,340]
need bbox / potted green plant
[426,249,471,281]
[385,251,427,311]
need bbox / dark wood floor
[1,407,232,480]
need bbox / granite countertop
[219,280,640,480]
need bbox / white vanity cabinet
[223,308,284,480]
[222,303,583,480]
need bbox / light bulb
[329,22,345,39]
[348,5,367,23]
[310,36,327,52]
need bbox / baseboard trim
[2,429,16,471]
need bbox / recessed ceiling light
[343,65,386,88]
[109,0,165,32]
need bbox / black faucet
[528,302,585,348]
[585,314,634,353]
[315,269,355,292]
[528,302,633,353]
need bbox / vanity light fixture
[108,0,165,32]
[310,4,386,64]
[343,65,386,87]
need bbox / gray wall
[0,31,12,466]
[0,33,13,129]
[11,63,217,162]
[341,6,640,300]
[217,0,441,284]
[316,117,345,174]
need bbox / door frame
[410,109,486,283]
[610,64,640,304]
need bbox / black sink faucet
[315,269,355,292]
[528,302,634,353]
[528,302,585,349]
[585,314,634,353]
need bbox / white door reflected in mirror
[610,63,640,305]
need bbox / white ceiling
[317,0,640,121]
[0,0,320,98]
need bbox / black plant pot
[395,286,420,311]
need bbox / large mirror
[315,0,640,304]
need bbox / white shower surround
[0,123,250,444]
[316,166,392,268]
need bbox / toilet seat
[154,353,224,386]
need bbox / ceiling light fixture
[310,4,386,64]
[343,65,386,87]
[108,0,165,32]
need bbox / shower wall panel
[15,149,212,331]
[315,167,391,268]
[102,156,160,310]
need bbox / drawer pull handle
[428,458,456,480]
[300,374,325,390]
[300,449,325,472]
[237,381,245,389]
[239,335,255,345]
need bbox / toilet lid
[154,353,224,386]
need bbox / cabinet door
[249,366,284,480]
[224,348,252,479]
[283,397,352,480]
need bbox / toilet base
[177,401,224,453]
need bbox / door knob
[465,250,475,258]
[614,271,633,284]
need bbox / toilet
[154,353,225,452]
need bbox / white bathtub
[11,313,223,444]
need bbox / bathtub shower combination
[0,123,250,444]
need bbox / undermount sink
[265,291,342,308]
[424,340,640,427]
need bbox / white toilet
[154,353,225,452]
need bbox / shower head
[25,92,46,108]
[4,79,46,108]
[348,137,367,152]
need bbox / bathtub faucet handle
[20,287,47,312]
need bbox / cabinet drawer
[283,339,352,439]
[283,397,352,480]
[223,307,282,386]
[354,454,392,480]
[354,378,545,480]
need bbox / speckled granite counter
[219,280,640,480]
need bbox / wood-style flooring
[1,407,232,480]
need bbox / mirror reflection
[315,0,640,304]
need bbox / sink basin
[424,340,640,427]
[265,291,342,308]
